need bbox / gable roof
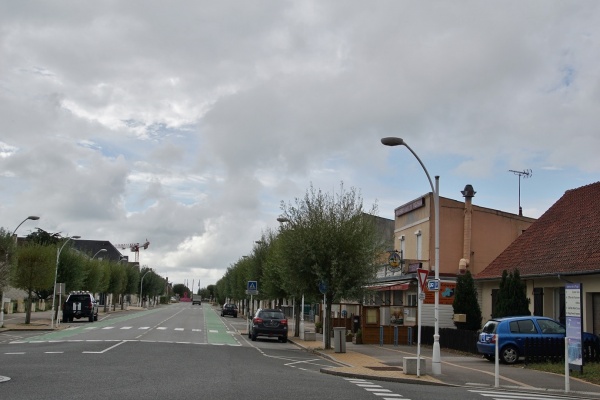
[475,181,600,280]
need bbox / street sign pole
[416,268,428,378]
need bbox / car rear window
[259,311,284,319]
[481,321,498,334]
[68,295,90,303]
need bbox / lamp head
[381,137,405,147]
[277,217,289,223]
[71,235,81,239]
[28,216,40,221]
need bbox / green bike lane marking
[203,304,239,345]
[17,308,164,342]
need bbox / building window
[407,293,417,307]
[415,230,422,260]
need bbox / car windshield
[481,321,498,334]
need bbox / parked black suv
[221,303,238,318]
[62,291,98,322]
[249,309,287,342]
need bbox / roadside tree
[278,183,384,349]
[494,269,530,318]
[452,270,482,330]
[13,244,55,324]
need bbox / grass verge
[523,362,600,385]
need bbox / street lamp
[12,216,40,236]
[92,249,107,259]
[52,235,81,329]
[1,216,40,328]
[381,136,441,375]
[140,270,151,308]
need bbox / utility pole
[509,169,532,216]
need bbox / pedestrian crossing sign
[247,281,258,293]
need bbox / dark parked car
[249,309,288,342]
[477,315,595,364]
[62,291,98,323]
[221,303,238,318]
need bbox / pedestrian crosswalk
[79,326,203,332]
[469,388,594,400]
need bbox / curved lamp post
[92,249,107,259]
[1,216,40,328]
[381,137,441,375]
[12,216,40,236]
[51,235,81,329]
[139,270,151,308]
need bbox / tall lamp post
[381,137,442,375]
[140,270,151,308]
[52,235,81,329]
[1,216,40,328]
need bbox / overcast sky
[2,1,599,291]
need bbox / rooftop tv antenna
[508,169,532,216]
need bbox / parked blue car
[477,316,594,364]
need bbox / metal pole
[140,270,150,308]
[52,236,79,329]
[432,176,441,375]
[417,283,422,377]
[403,142,441,375]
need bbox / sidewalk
[0,305,145,332]
[285,318,600,397]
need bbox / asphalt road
[1,303,594,400]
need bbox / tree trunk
[25,289,32,324]
[324,293,333,350]
[294,301,301,337]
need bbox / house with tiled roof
[475,181,600,335]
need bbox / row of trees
[0,227,167,324]
[214,183,387,349]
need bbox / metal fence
[524,336,600,364]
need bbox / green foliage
[26,228,61,246]
[172,283,190,297]
[0,227,17,290]
[494,269,530,318]
[124,263,140,295]
[13,244,55,292]
[452,270,482,330]
[13,244,55,323]
[57,248,87,292]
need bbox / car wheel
[94,313,98,321]
[234,313,237,318]
[280,336,287,343]
[501,345,519,364]
[89,315,94,322]
[251,331,257,341]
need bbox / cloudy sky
[2,1,599,290]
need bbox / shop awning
[368,282,410,291]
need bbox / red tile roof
[475,181,600,280]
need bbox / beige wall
[393,194,535,276]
